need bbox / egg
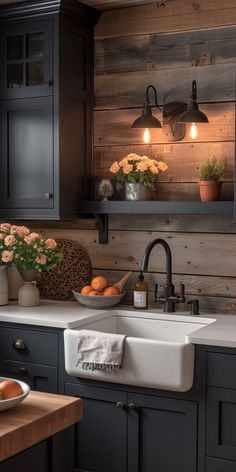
[0,380,23,400]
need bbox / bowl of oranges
[73,275,126,308]
[0,377,30,411]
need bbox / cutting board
[40,239,91,300]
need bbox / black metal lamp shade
[131,85,162,129]
[179,80,209,124]
[132,105,162,129]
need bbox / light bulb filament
[190,123,198,140]
[143,128,150,144]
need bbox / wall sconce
[131,85,187,143]
[131,85,162,144]
[179,80,209,139]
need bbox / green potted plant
[198,157,227,202]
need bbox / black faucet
[141,238,185,313]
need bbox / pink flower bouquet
[0,224,61,272]
[110,153,168,190]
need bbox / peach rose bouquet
[110,153,168,190]
[0,223,61,272]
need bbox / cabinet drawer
[0,327,58,366]
[206,457,236,472]
[207,352,236,389]
[0,359,58,393]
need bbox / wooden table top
[0,390,82,462]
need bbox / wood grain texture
[93,269,236,299]
[95,64,236,109]
[95,1,236,38]
[43,229,236,278]
[108,214,236,233]
[94,103,235,145]
[0,391,82,462]
[93,143,234,181]
[95,26,236,75]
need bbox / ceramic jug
[18,281,39,307]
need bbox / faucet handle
[180,283,185,296]
[187,299,200,315]
[178,283,185,303]
[154,283,159,302]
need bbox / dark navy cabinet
[0,0,100,219]
[206,351,236,466]
[0,19,53,100]
[127,393,197,472]
[0,325,58,393]
[2,320,236,472]
[65,382,198,472]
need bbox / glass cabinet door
[0,20,53,99]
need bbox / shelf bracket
[96,214,109,244]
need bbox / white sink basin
[64,310,215,392]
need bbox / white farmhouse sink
[64,310,215,392]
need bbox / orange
[88,290,100,296]
[103,286,119,296]
[0,380,23,399]
[81,285,93,295]
[91,276,108,292]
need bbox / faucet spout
[141,238,172,285]
[141,238,185,313]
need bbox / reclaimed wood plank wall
[43,0,236,313]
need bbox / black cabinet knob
[128,403,137,411]
[44,80,53,87]
[115,401,124,409]
[44,192,53,199]
[19,367,28,374]
[13,339,27,351]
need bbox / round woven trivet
[39,239,91,300]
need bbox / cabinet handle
[128,403,137,411]
[44,193,53,199]
[115,401,125,409]
[19,367,28,374]
[44,80,53,87]
[13,339,27,351]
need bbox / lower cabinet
[207,387,236,462]
[65,382,198,472]
[206,457,236,472]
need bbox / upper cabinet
[0,0,101,220]
[0,20,53,99]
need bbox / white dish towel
[77,329,126,372]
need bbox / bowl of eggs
[0,377,30,411]
[73,275,128,309]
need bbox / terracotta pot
[198,180,222,202]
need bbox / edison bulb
[143,128,150,144]
[190,123,198,139]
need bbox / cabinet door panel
[128,393,197,472]
[0,97,54,209]
[0,359,58,393]
[206,457,236,472]
[0,20,53,99]
[207,387,236,461]
[65,382,127,472]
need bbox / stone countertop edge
[0,300,236,348]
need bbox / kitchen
[0,0,236,471]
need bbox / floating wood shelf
[79,201,235,243]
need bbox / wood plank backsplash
[43,0,236,313]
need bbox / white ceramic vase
[0,266,9,306]
[18,269,40,307]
